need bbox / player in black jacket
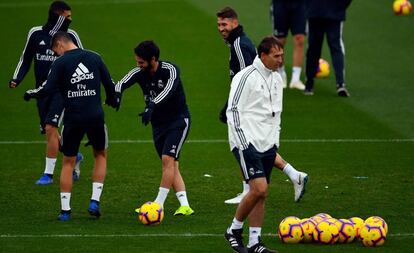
[9,1,83,185]
[24,32,119,221]
[304,0,353,97]
[116,40,194,216]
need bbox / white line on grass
[1,233,413,238]
[0,139,413,145]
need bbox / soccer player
[271,0,306,90]
[116,40,194,216]
[224,36,284,253]
[304,0,352,96]
[24,32,120,221]
[9,1,83,185]
[217,6,308,205]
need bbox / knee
[161,155,175,170]
[293,35,305,48]
[251,184,268,199]
[45,124,57,137]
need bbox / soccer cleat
[57,210,71,221]
[293,172,309,202]
[289,81,306,90]
[88,200,101,218]
[225,228,247,253]
[73,152,83,181]
[224,192,247,204]
[174,205,194,216]
[304,89,314,96]
[247,237,278,253]
[337,87,350,97]
[35,174,53,185]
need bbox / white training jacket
[226,56,283,153]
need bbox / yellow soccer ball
[349,217,365,239]
[312,220,339,244]
[300,218,317,243]
[393,0,412,16]
[138,201,164,225]
[365,216,388,235]
[360,224,386,247]
[278,216,304,243]
[334,219,356,243]
[316,59,330,78]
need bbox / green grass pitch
[0,0,413,252]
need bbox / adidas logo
[39,40,46,45]
[70,62,94,84]
[170,149,176,154]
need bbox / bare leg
[60,156,76,193]
[92,149,106,183]
[172,161,185,192]
[292,34,305,67]
[159,155,175,189]
[235,177,268,222]
[274,153,287,171]
[45,124,60,158]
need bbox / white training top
[226,56,283,152]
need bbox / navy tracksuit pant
[305,18,345,91]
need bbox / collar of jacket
[43,12,71,36]
[252,56,273,79]
[226,25,245,44]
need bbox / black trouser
[305,18,345,90]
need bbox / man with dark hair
[116,40,194,216]
[24,31,119,221]
[271,0,306,90]
[9,1,83,185]
[217,6,308,205]
[224,36,283,253]
[304,0,352,97]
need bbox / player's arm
[10,27,38,88]
[24,62,61,100]
[226,70,252,151]
[98,57,119,110]
[151,63,180,106]
[115,67,141,94]
[68,29,83,49]
[233,39,254,71]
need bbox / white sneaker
[289,81,306,90]
[224,192,247,204]
[293,172,308,202]
[280,71,287,88]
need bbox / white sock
[91,182,104,202]
[228,217,244,233]
[242,181,250,194]
[248,227,262,247]
[291,66,302,83]
[154,187,169,206]
[176,191,189,206]
[283,163,300,183]
[44,157,57,175]
[60,192,71,211]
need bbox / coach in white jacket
[224,36,283,253]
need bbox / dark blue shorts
[60,124,108,156]
[152,118,190,161]
[232,144,277,184]
[271,0,306,37]
[36,94,64,134]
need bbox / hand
[138,102,155,126]
[105,92,121,111]
[219,101,228,124]
[23,91,33,101]
[219,107,227,124]
[9,80,18,88]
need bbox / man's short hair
[49,1,71,17]
[134,40,160,62]
[257,36,284,56]
[216,6,238,19]
[51,31,73,48]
